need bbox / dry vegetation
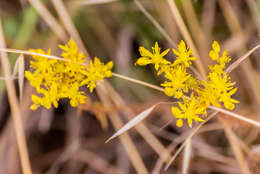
[0,0,260,174]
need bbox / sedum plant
[25,39,239,128]
[135,41,239,127]
[25,39,113,110]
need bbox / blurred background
[0,0,260,173]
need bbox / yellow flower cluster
[136,41,239,127]
[25,39,113,110]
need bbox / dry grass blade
[13,55,20,76]
[105,80,174,163]
[182,138,192,174]
[106,103,159,143]
[109,112,149,174]
[73,149,126,174]
[0,77,17,80]
[167,0,206,78]
[226,44,260,73]
[112,73,164,92]
[209,106,260,128]
[165,111,218,170]
[134,0,177,48]
[51,0,90,57]
[72,0,118,6]
[219,117,252,174]
[0,18,32,174]
[246,0,260,34]
[181,0,210,65]
[97,84,149,174]
[218,0,260,121]
[18,54,24,102]
[0,48,66,61]
[28,0,68,42]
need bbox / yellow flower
[136,42,170,70]
[171,94,205,128]
[81,57,113,92]
[209,41,220,61]
[136,40,239,127]
[199,41,239,110]
[59,39,86,63]
[161,66,192,98]
[172,40,196,68]
[201,72,239,110]
[209,41,231,68]
[26,39,114,110]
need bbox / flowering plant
[25,39,113,110]
[136,41,239,127]
[26,39,239,128]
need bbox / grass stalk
[112,72,164,92]
[167,0,207,78]
[97,84,149,174]
[134,0,177,48]
[219,117,252,174]
[218,0,260,112]
[51,0,90,57]
[0,18,32,174]
[28,0,68,42]
[181,0,210,65]
[165,112,218,170]
[72,0,118,6]
[104,80,172,163]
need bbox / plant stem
[112,72,164,92]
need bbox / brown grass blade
[209,106,260,128]
[18,54,24,102]
[51,0,90,57]
[226,44,260,73]
[182,138,192,174]
[106,103,159,143]
[219,117,252,174]
[0,18,32,174]
[167,0,207,78]
[72,0,118,6]
[165,111,218,170]
[97,84,149,174]
[0,48,66,61]
[28,0,68,42]
[181,0,210,65]
[134,0,177,48]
